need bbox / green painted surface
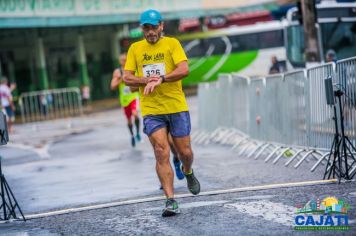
[183,50,258,86]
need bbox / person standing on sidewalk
[123,9,200,217]
[0,77,15,133]
[111,53,141,147]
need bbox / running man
[111,53,141,147]
[123,9,200,217]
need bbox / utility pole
[301,0,321,63]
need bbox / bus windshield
[320,22,356,60]
[286,3,356,67]
[286,22,356,67]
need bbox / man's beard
[145,32,161,44]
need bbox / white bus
[178,1,356,86]
[178,21,286,85]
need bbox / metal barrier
[248,78,265,141]
[230,74,250,134]
[263,74,285,144]
[195,57,356,174]
[307,63,335,150]
[19,87,83,123]
[336,56,356,147]
[283,70,309,147]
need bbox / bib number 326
[143,63,166,77]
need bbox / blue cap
[140,9,162,26]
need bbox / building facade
[0,0,277,100]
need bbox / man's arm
[147,61,189,84]
[123,70,149,87]
[110,69,121,91]
[162,61,189,82]
[144,61,189,95]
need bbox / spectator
[325,49,337,63]
[81,85,90,106]
[0,77,15,133]
[39,93,48,117]
[269,55,282,74]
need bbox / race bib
[123,86,131,95]
[143,63,166,77]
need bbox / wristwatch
[160,75,166,83]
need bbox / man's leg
[168,134,178,160]
[144,117,179,217]
[173,135,200,195]
[132,109,141,141]
[168,134,184,180]
[172,136,193,174]
[124,106,135,147]
[148,127,174,198]
[131,99,141,141]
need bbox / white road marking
[25,179,336,220]
[234,195,275,201]
[146,200,228,211]
[224,200,295,226]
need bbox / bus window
[229,30,283,52]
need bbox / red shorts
[123,99,137,119]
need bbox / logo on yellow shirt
[143,53,165,62]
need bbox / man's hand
[147,76,161,83]
[144,76,162,95]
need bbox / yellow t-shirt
[125,36,189,117]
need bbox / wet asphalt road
[1,181,356,236]
[0,97,355,235]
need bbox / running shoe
[183,168,200,195]
[136,133,141,142]
[162,198,180,217]
[173,158,185,180]
[131,136,136,147]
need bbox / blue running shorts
[143,111,191,137]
